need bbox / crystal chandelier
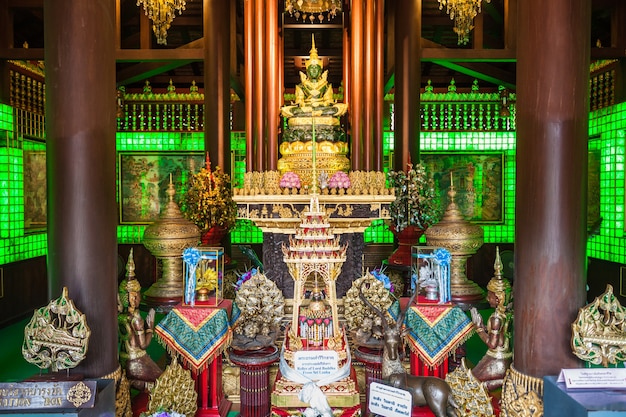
[137,0,188,45]
[285,0,342,23]
[438,0,490,45]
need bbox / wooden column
[514,0,590,376]
[244,0,254,171]
[44,0,118,378]
[350,0,364,170]
[373,0,385,171]
[204,0,231,172]
[342,14,350,133]
[363,0,375,171]
[266,0,279,171]
[393,0,420,169]
[254,0,266,171]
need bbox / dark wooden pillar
[515,0,590,377]
[44,0,118,378]
[204,0,231,173]
[393,0,420,169]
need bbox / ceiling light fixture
[437,0,490,45]
[137,0,189,45]
[284,0,342,23]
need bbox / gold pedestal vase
[143,181,200,307]
[425,181,485,307]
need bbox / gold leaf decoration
[22,287,91,372]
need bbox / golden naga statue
[280,36,347,119]
[469,247,513,391]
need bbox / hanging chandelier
[137,0,188,45]
[438,0,490,45]
[285,0,342,23]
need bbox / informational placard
[0,381,97,410]
[368,381,412,417]
[557,368,626,390]
[293,350,339,381]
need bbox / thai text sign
[368,381,412,417]
[293,350,338,381]
[558,368,626,390]
[0,381,97,410]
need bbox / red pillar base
[193,356,231,417]
[228,346,280,417]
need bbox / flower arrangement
[179,157,237,233]
[328,171,351,189]
[279,171,301,189]
[197,268,220,292]
[388,163,441,233]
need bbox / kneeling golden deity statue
[278,35,350,186]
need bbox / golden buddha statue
[281,36,347,120]
[469,247,513,391]
[278,35,350,186]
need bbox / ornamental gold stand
[425,179,485,308]
[143,180,200,308]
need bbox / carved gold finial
[305,34,321,69]
[125,249,141,294]
[126,247,136,279]
[486,247,511,310]
[493,246,503,276]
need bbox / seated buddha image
[277,35,351,184]
[280,36,347,121]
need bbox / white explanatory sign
[368,381,412,417]
[293,350,339,381]
[558,368,626,390]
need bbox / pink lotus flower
[280,171,301,189]
[328,171,351,189]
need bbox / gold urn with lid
[143,179,200,307]
[425,177,485,307]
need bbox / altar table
[404,297,474,378]
[155,301,233,417]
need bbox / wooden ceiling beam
[116,38,204,86]
[429,60,516,89]
[115,37,204,62]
